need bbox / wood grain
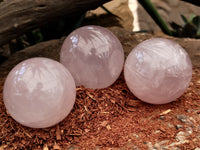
[0,0,110,46]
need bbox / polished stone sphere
[60,25,124,89]
[124,38,192,104]
[3,58,76,128]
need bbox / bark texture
[0,0,110,46]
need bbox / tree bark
[0,0,110,46]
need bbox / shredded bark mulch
[0,66,199,149]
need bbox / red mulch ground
[0,67,200,149]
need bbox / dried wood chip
[160,109,172,115]
[53,143,61,150]
[56,125,61,140]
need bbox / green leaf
[32,29,43,43]
[138,0,172,36]
[192,16,200,26]
[197,26,200,36]
[189,14,196,22]
[181,14,189,24]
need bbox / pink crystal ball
[3,57,76,128]
[124,38,192,104]
[60,25,124,89]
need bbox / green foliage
[139,0,200,38]
[171,14,200,38]
[138,0,172,36]
[32,29,43,43]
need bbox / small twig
[21,128,32,138]
[84,105,88,112]
[66,134,82,136]
[160,109,171,115]
[138,0,172,35]
[100,5,122,20]
[56,125,61,140]
[86,91,96,101]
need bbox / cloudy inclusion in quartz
[3,58,76,128]
[60,25,124,89]
[124,38,192,104]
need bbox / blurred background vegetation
[0,0,200,63]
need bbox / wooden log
[0,0,110,46]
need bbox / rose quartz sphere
[124,38,192,104]
[3,57,76,128]
[60,25,124,89]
